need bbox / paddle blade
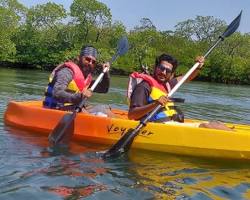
[110,35,129,64]
[117,36,129,56]
[102,128,138,159]
[222,11,242,38]
[48,112,76,146]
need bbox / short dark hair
[155,53,178,72]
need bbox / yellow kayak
[4,101,250,160]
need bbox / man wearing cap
[43,45,112,116]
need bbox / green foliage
[26,2,66,30]
[175,15,226,42]
[0,1,249,84]
[70,0,111,43]
[0,0,26,60]
[14,2,68,67]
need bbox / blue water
[1,68,250,199]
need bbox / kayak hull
[4,101,250,160]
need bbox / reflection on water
[129,150,250,199]
[0,68,250,199]
[1,127,153,199]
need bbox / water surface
[1,67,250,200]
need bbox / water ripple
[1,69,250,199]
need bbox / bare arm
[128,101,159,120]
[176,68,200,82]
[176,56,204,82]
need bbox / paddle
[48,36,129,146]
[103,11,242,159]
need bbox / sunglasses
[85,57,96,65]
[157,64,172,73]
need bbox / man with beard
[43,45,113,116]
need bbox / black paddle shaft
[103,11,242,159]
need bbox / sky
[19,0,250,33]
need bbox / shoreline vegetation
[1,0,250,84]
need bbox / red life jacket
[56,61,92,92]
[127,72,171,98]
[43,61,92,109]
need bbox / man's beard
[154,71,167,83]
[79,61,94,78]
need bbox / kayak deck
[4,101,250,160]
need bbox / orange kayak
[4,101,250,160]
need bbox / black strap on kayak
[169,97,185,103]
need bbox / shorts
[86,105,111,117]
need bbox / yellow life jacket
[128,72,182,122]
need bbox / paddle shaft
[60,35,128,113]
[137,11,242,117]
[103,11,242,158]
[75,52,119,112]
[103,39,228,157]
[127,37,224,137]
[52,55,119,144]
[144,13,242,119]
[49,36,129,145]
